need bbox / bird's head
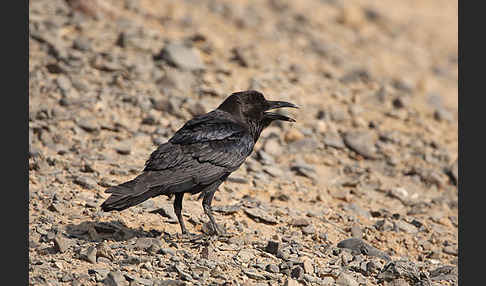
[217,90,298,125]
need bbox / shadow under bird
[100,90,298,235]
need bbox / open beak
[264,100,299,122]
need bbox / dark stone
[265,241,280,255]
[337,238,390,261]
[266,264,280,273]
[290,266,304,280]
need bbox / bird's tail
[100,174,161,212]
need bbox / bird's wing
[144,111,254,172]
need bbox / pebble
[53,235,69,253]
[86,246,98,264]
[284,278,300,286]
[77,118,100,133]
[236,249,255,263]
[434,107,453,122]
[73,176,98,190]
[343,131,378,159]
[103,271,129,286]
[377,260,430,284]
[263,166,284,177]
[394,220,418,234]
[323,132,345,149]
[290,218,310,227]
[243,269,266,280]
[125,274,154,286]
[158,43,205,71]
[337,238,390,261]
[284,129,305,143]
[244,208,277,224]
[350,225,362,239]
[290,266,304,280]
[335,272,359,286]
[265,241,280,255]
[316,120,328,134]
[266,264,280,273]
[302,258,314,274]
[263,139,283,156]
[301,224,315,235]
[290,163,317,181]
[443,246,458,256]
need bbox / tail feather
[100,175,161,212]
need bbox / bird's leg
[202,188,223,235]
[173,193,188,235]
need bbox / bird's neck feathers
[247,119,268,143]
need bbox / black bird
[101,90,298,235]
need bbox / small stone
[284,278,299,286]
[337,238,390,260]
[89,268,110,281]
[77,118,100,133]
[448,159,458,185]
[243,269,265,280]
[73,37,92,51]
[434,108,453,122]
[290,163,317,181]
[302,258,314,274]
[155,280,186,286]
[301,224,315,235]
[236,249,255,263]
[323,132,345,149]
[392,97,408,109]
[56,75,72,92]
[375,219,394,232]
[290,266,304,280]
[53,235,69,253]
[350,225,362,239]
[265,241,280,255]
[335,272,359,286]
[125,274,154,286]
[377,260,430,284]
[133,237,155,250]
[263,139,282,156]
[157,43,205,71]
[263,166,284,177]
[81,246,98,264]
[115,143,132,155]
[394,220,418,234]
[160,248,176,256]
[316,120,327,134]
[290,218,310,227]
[284,129,305,143]
[266,264,280,273]
[244,208,277,224]
[443,246,458,256]
[343,131,377,159]
[149,204,178,223]
[103,271,128,286]
[212,204,241,215]
[73,176,98,190]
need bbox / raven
[101,90,298,235]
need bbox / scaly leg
[202,181,224,235]
[173,193,187,234]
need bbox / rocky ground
[29,0,458,285]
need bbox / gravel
[28,0,457,285]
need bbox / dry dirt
[29,0,458,285]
